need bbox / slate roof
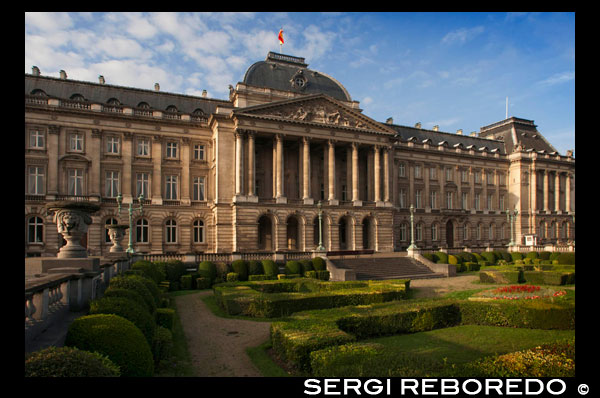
[242,52,352,102]
[25,74,228,116]
[479,117,557,155]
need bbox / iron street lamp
[116,193,144,254]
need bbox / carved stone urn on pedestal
[45,201,101,259]
[107,224,129,253]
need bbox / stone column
[565,172,571,212]
[247,131,256,200]
[374,146,381,204]
[122,132,133,203]
[328,140,337,204]
[151,136,162,205]
[47,125,60,197]
[352,143,361,206]
[424,163,430,210]
[275,134,286,203]
[302,137,313,204]
[235,131,244,197]
[90,128,102,200]
[181,137,190,205]
[531,166,537,213]
[469,167,475,212]
[555,171,561,212]
[273,138,277,198]
[543,169,549,212]
[383,147,390,204]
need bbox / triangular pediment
[233,94,396,135]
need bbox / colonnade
[530,168,573,213]
[234,130,392,206]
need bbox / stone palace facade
[25,52,575,257]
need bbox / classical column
[424,163,430,210]
[181,137,190,205]
[47,125,60,197]
[89,128,102,200]
[151,135,162,205]
[275,134,285,202]
[565,172,571,212]
[531,166,537,213]
[328,140,337,204]
[373,146,381,203]
[555,171,560,212]
[235,131,244,197]
[121,132,133,203]
[383,147,390,204]
[247,131,256,199]
[302,137,313,204]
[543,169,549,212]
[352,142,361,206]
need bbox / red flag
[278,29,284,45]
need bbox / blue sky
[25,12,575,155]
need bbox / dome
[243,52,352,102]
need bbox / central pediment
[233,94,396,135]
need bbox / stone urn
[107,224,129,253]
[45,201,100,259]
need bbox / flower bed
[470,285,567,301]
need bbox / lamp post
[408,204,418,250]
[316,200,325,251]
[116,193,144,254]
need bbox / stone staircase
[329,255,446,281]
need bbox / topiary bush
[89,296,156,346]
[498,251,512,262]
[434,252,448,264]
[480,252,497,264]
[556,252,575,265]
[312,257,326,271]
[214,262,232,281]
[132,260,165,285]
[152,326,173,364]
[510,252,524,262]
[226,272,239,282]
[159,260,188,287]
[198,261,217,282]
[448,255,459,265]
[262,260,278,277]
[247,260,264,276]
[231,259,248,281]
[472,252,483,262]
[102,287,149,314]
[300,259,314,272]
[25,346,120,377]
[525,251,539,260]
[285,260,303,275]
[180,274,193,290]
[65,314,154,377]
[108,275,156,314]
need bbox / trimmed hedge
[108,275,157,314]
[434,252,448,264]
[131,260,165,285]
[523,271,575,286]
[480,252,497,264]
[556,252,575,265]
[479,269,523,284]
[262,260,278,276]
[156,308,175,331]
[152,326,173,364]
[65,314,154,377]
[231,259,249,281]
[198,261,217,281]
[196,277,211,290]
[285,260,303,275]
[511,252,524,261]
[247,260,264,276]
[89,296,156,346]
[25,346,120,377]
[312,257,326,271]
[226,272,239,282]
[102,287,149,314]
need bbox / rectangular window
[474,171,481,184]
[399,188,406,208]
[399,224,407,241]
[446,168,452,182]
[432,224,438,241]
[68,169,83,196]
[137,138,150,156]
[105,171,120,197]
[429,167,436,180]
[462,192,468,210]
[193,144,205,160]
[106,136,120,154]
[446,192,453,209]
[487,171,495,185]
[415,189,422,208]
[398,163,405,177]
[430,191,437,209]
[27,166,45,195]
[474,193,480,210]
[499,194,505,211]
[487,194,494,210]
[414,165,421,179]
[341,184,347,201]
[136,173,149,198]
[165,175,178,200]
[70,133,83,152]
[461,170,468,183]
[29,130,45,149]
[166,142,178,158]
[193,176,205,201]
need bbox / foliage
[156,308,175,331]
[152,326,174,364]
[247,260,264,276]
[198,261,217,281]
[226,272,239,282]
[108,275,156,314]
[556,252,575,265]
[25,346,120,377]
[285,260,303,275]
[102,287,149,314]
[65,314,154,377]
[261,260,279,276]
[231,259,249,281]
[312,257,326,271]
[132,260,165,285]
[434,252,448,264]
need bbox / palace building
[25,52,575,257]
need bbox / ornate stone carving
[107,224,129,253]
[46,201,100,258]
[264,100,372,129]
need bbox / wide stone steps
[330,256,445,281]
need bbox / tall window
[136,173,149,198]
[487,194,494,210]
[416,223,422,241]
[166,142,178,158]
[474,193,480,210]
[70,133,83,152]
[414,165,421,179]
[29,130,45,149]
[488,224,494,240]
[462,192,468,210]
[105,218,118,243]
[27,216,44,243]
[477,224,482,240]
[474,171,481,184]
[137,138,150,156]
[27,166,45,195]
[415,189,422,208]
[193,219,205,243]
[136,218,149,243]
[461,170,468,183]
[431,223,438,241]
[165,219,177,243]
[398,163,405,177]
[398,188,406,208]
[446,168,452,182]
[399,224,407,241]
[499,194,505,211]
[446,192,453,209]
[430,191,437,209]
[106,136,120,154]
[429,167,436,180]
[68,169,83,196]
[165,175,178,200]
[105,171,120,197]
[487,171,495,185]
[193,144,205,160]
[193,177,205,201]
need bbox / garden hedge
[131,260,166,285]
[198,261,217,281]
[152,326,173,364]
[65,314,154,377]
[285,260,303,275]
[108,275,157,314]
[248,260,264,276]
[231,259,249,281]
[25,346,120,377]
[312,257,326,271]
[102,287,149,314]
[261,260,279,276]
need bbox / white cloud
[25,12,74,33]
[537,71,574,87]
[441,26,484,45]
[362,96,373,105]
[124,13,158,39]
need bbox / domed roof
[243,52,352,102]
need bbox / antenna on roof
[505,97,508,119]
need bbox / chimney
[470,131,478,137]
[433,125,439,131]
[98,75,105,84]
[32,66,40,76]
[202,90,207,98]
[59,70,67,79]
[415,122,422,129]
[154,83,160,91]
[456,129,463,135]
[386,117,393,124]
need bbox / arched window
[107,98,121,105]
[166,105,178,113]
[28,216,44,243]
[30,89,47,97]
[70,93,86,101]
[193,219,205,243]
[136,218,149,243]
[138,102,150,109]
[105,218,118,243]
[165,219,177,243]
